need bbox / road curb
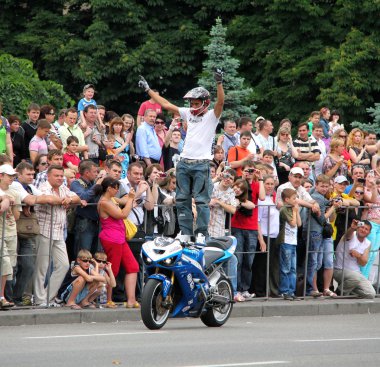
[1,298,379,327]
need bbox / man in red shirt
[228,131,255,177]
[136,91,162,126]
[231,160,265,299]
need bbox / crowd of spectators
[0,86,379,309]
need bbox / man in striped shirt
[293,122,321,164]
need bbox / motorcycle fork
[162,271,174,308]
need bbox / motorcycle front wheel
[201,276,233,327]
[141,279,170,330]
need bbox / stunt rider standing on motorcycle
[138,70,224,240]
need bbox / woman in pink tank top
[96,177,140,308]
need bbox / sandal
[309,290,323,298]
[82,302,96,309]
[323,289,338,298]
[0,298,14,308]
[64,304,82,310]
[125,302,140,309]
[106,301,118,309]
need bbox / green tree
[351,103,380,135]
[198,18,256,120]
[0,53,73,118]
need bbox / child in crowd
[93,252,117,308]
[78,84,97,126]
[29,119,51,164]
[105,134,117,158]
[212,145,225,170]
[278,188,302,301]
[261,149,278,177]
[57,249,106,309]
[63,136,81,177]
[302,179,313,193]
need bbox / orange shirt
[227,146,250,176]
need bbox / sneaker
[22,295,33,306]
[241,291,256,299]
[54,296,64,305]
[282,294,294,301]
[309,290,323,298]
[234,292,245,302]
[291,295,301,301]
[175,232,192,243]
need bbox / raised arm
[138,76,179,114]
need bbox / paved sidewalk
[1,297,379,327]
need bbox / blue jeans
[306,232,323,295]
[232,228,258,292]
[223,254,238,294]
[279,243,297,296]
[13,238,36,302]
[74,217,100,256]
[176,160,212,236]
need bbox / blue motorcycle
[140,236,237,330]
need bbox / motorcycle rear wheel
[201,276,233,327]
[141,279,170,330]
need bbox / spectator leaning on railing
[33,165,81,307]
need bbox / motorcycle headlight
[143,255,153,266]
[160,256,176,266]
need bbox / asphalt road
[1,314,379,367]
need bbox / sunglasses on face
[355,191,364,194]
[80,258,91,263]
[339,135,347,138]
[95,259,107,264]
[40,162,48,166]
[155,121,165,125]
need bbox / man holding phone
[138,69,224,239]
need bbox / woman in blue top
[109,117,131,179]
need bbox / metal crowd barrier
[0,203,379,309]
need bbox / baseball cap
[83,84,95,92]
[290,167,304,177]
[255,116,265,124]
[334,175,349,184]
[0,164,17,175]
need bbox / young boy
[63,136,81,176]
[261,149,278,177]
[278,188,302,301]
[306,174,340,297]
[29,119,51,163]
[57,249,106,309]
[21,103,40,159]
[93,252,117,308]
[78,84,97,126]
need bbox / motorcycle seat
[205,236,233,251]
[203,247,225,268]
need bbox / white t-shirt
[335,232,370,272]
[258,195,279,238]
[311,135,326,176]
[10,181,42,201]
[179,108,219,160]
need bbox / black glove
[138,75,150,92]
[214,68,224,84]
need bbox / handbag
[124,218,137,241]
[322,222,333,239]
[17,212,40,239]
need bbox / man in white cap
[0,164,21,307]
[331,175,360,245]
[276,167,320,215]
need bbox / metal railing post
[0,211,6,298]
[302,210,312,298]
[339,207,350,297]
[45,205,54,307]
[265,205,271,299]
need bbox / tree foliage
[198,18,256,120]
[0,0,380,124]
[0,53,73,117]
